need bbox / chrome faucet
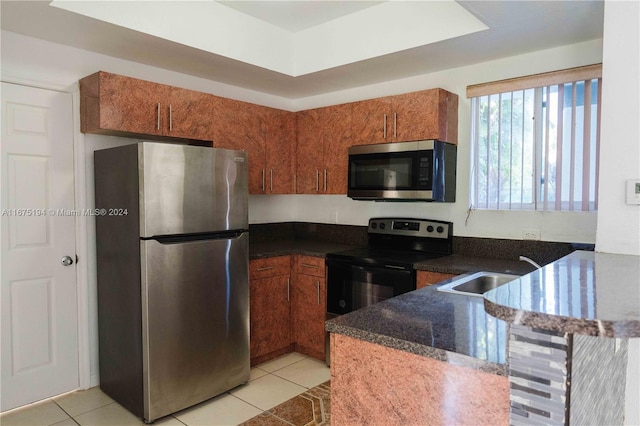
[519,256,542,269]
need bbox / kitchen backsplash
[249,222,593,265]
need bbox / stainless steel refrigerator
[94,142,249,422]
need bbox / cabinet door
[81,71,167,136]
[166,87,216,142]
[393,89,458,144]
[249,275,291,360]
[296,108,324,194]
[265,109,295,194]
[215,99,266,194]
[351,97,392,145]
[292,274,326,360]
[323,104,352,194]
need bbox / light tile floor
[0,352,330,426]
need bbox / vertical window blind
[467,64,602,211]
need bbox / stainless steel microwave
[347,140,456,201]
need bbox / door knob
[61,255,74,266]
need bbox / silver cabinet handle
[383,113,387,139]
[156,103,161,130]
[270,169,273,193]
[316,281,320,305]
[169,104,173,131]
[262,169,265,193]
[324,169,327,193]
[256,266,274,271]
[393,112,397,138]
[61,255,74,266]
[287,278,290,302]
[315,169,319,192]
[300,263,319,269]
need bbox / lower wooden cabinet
[416,271,457,289]
[249,256,292,365]
[249,255,328,365]
[292,255,326,360]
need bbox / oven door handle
[383,264,407,270]
[350,264,411,273]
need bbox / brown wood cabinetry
[216,101,295,194]
[416,271,457,289]
[351,88,458,145]
[265,109,296,194]
[80,71,216,142]
[249,256,292,365]
[296,104,351,194]
[214,98,266,194]
[291,255,326,361]
[80,71,458,196]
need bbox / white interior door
[1,82,78,411]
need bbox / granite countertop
[484,250,640,338]
[249,239,358,259]
[325,279,509,376]
[414,254,537,275]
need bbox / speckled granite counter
[414,254,536,275]
[484,250,640,338]
[325,280,509,376]
[249,239,357,260]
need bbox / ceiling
[0,1,604,99]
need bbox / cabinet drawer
[250,256,291,280]
[295,255,325,277]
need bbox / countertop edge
[483,251,640,338]
[325,321,507,376]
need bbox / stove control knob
[427,225,434,233]
[379,223,386,230]
[437,226,444,233]
[371,222,377,229]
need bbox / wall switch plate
[523,229,541,240]
[626,179,640,205]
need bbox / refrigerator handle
[286,278,290,302]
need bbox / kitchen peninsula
[326,250,639,425]
[485,251,640,425]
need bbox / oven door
[326,258,415,315]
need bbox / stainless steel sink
[436,272,519,297]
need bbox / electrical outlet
[523,229,541,240]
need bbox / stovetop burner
[326,217,453,269]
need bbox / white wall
[597,2,640,425]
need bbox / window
[468,65,602,211]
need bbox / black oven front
[326,257,415,316]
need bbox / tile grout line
[49,397,81,426]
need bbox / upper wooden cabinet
[214,98,266,194]
[351,88,458,145]
[265,109,295,194]
[80,72,458,196]
[296,104,352,194]
[80,71,215,142]
[215,101,295,194]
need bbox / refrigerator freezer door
[139,142,248,237]
[140,232,250,421]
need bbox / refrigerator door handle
[148,230,247,244]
